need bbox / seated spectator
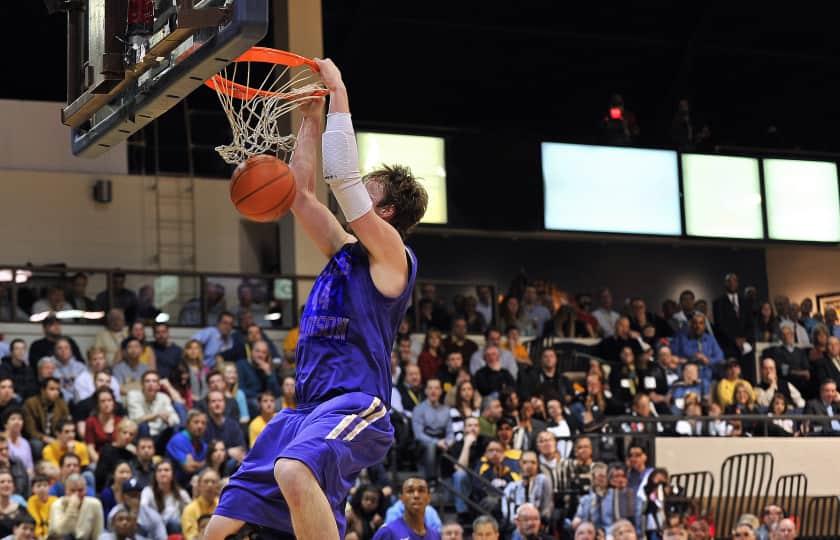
[3,412,32,480]
[809,324,830,365]
[625,445,653,498]
[248,392,276,448]
[726,382,760,436]
[670,290,696,333]
[100,507,141,540]
[594,317,643,366]
[716,361,754,408]
[545,398,580,458]
[470,328,518,379]
[804,379,840,435]
[127,371,179,444]
[0,378,20,430]
[493,418,523,467]
[26,474,56,540]
[113,338,150,397]
[49,453,94,498]
[755,504,783,540]
[755,357,805,410]
[510,502,551,540]
[503,326,531,364]
[442,318,478,367]
[768,323,811,394]
[622,394,664,440]
[31,286,72,318]
[471,515,500,540]
[345,484,387,540]
[140,459,191,534]
[23,377,70,459]
[181,340,209,402]
[675,401,708,436]
[95,419,138,492]
[100,461,134,518]
[128,322,157,369]
[191,312,236,367]
[517,349,573,403]
[571,462,609,530]
[610,347,645,407]
[572,374,624,430]
[49,338,88,405]
[478,397,503,438]
[566,435,596,493]
[74,347,123,409]
[0,341,38,401]
[670,313,724,383]
[29,316,83,368]
[444,369,476,409]
[628,298,672,345]
[815,336,840,385]
[203,390,246,464]
[181,469,220,540]
[669,363,710,414]
[279,376,296,410]
[600,464,644,535]
[42,419,90,468]
[535,430,571,518]
[755,301,780,343]
[544,304,595,339]
[196,370,241,421]
[511,400,546,452]
[418,330,445,384]
[107,478,167,540]
[474,346,516,397]
[476,440,520,510]
[0,471,27,538]
[447,417,489,519]
[152,324,182,381]
[233,340,280,413]
[166,410,208,486]
[771,518,797,540]
[438,352,466,396]
[767,392,795,435]
[95,309,130,365]
[397,365,424,417]
[131,437,157,487]
[204,439,236,481]
[574,521,597,540]
[4,511,34,540]
[220,363,250,425]
[81,387,122,463]
[519,286,552,338]
[502,452,552,527]
[411,379,451,481]
[47,473,103,540]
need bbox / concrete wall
[765,245,840,312]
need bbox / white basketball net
[211,61,326,165]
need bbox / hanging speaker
[93,179,112,203]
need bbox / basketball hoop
[206,47,328,165]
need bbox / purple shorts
[214,392,393,536]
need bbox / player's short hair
[362,164,428,239]
[400,476,429,493]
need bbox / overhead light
[0,270,32,283]
[265,313,282,321]
[155,312,171,323]
[29,311,51,322]
[83,311,106,320]
[57,310,85,319]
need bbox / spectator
[545,398,580,458]
[82,387,122,462]
[42,419,90,468]
[151,324,182,381]
[50,339,87,404]
[278,376,296,410]
[73,369,126,429]
[768,323,811,393]
[809,324,830,364]
[233,340,280,412]
[517,349,573,403]
[628,298,672,344]
[0,377,19,425]
[804,379,840,435]
[670,99,694,148]
[600,464,643,535]
[100,507,141,540]
[440,522,463,540]
[0,472,26,538]
[100,461,134,518]
[23,377,70,458]
[726,382,760,436]
[107,478,167,540]
[573,521,597,540]
[95,309,130,365]
[571,462,609,530]
[0,340,38,400]
[26,475,55,540]
[0,283,26,322]
[418,330,445,384]
[814,336,840,385]
[574,374,624,430]
[755,358,805,410]
[447,416,488,521]
[733,523,757,540]
[3,412,32,479]
[220,363,249,425]
[181,340,209,402]
[140,459,192,535]
[126,370,179,444]
[345,484,387,540]
[595,317,643,366]
[127,322,156,368]
[502,452,552,526]
[474,286,495,329]
[544,304,594,339]
[592,288,620,338]
[74,347,122,408]
[716,361,754,408]
[670,313,724,384]
[411,379,451,481]
[36,357,57,386]
[509,502,551,540]
[671,291,696,332]
[96,273,139,324]
[609,347,644,407]
[28,316,83,369]
[713,273,756,382]
[799,298,818,335]
[202,390,246,464]
[397,365,424,416]
[474,346,516,397]
[775,297,810,345]
[66,273,96,313]
[439,352,466,396]
[166,409,208,486]
[47,473,103,540]
[756,504,783,540]
[31,286,73,318]
[197,371,241,422]
[248,392,276,448]
[478,398,503,438]
[669,363,710,414]
[504,326,531,363]
[470,329,518,379]
[0,436,27,498]
[463,295,489,334]
[181,469,219,540]
[49,454,93,498]
[767,392,795,435]
[472,515,500,539]
[131,437,157,487]
[191,312,236,368]
[511,400,546,452]
[495,417,523,464]
[770,518,796,540]
[755,302,780,343]
[625,445,653,497]
[520,286,552,338]
[441,318,478,370]
[112,338,149,397]
[646,346,682,414]
[94,419,138,492]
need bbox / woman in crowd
[3,410,32,478]
[344,484,387,540]
[75,347,122,407]
[0,471,27,537]
[130,321,157,369]
[444,369,474,408]
[755,301,780,343]
[141,459,191,534]
[448,380,480,442]
[279,376,297,410]
[84,387,122,463]
[726,382,759,436]
[499,295,523,333]
[161,362,194,424]
[500,389,521,424]
[204,439,236,481]
[511,399,546,451]
[222,362,250,426]
[99,460,133,518]
[642,467,671,540]
[461,295,488,334]
[809,323,830,362]
[417,329,445,383]
[768,392,796,436]
[182,340,209,401]
[610,346,643,406]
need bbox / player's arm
[289,97,356,258]
[315,59,408,297]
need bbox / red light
[609,107,622,120]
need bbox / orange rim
[205,47,328,100]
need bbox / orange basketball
[230,154,296,222]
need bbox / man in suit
[815,337,840,385]
[767,322,812,398]
[713,273,755,383]
[804,379,840,435]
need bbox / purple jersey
[372,518,442,540]
[295,242,417,406]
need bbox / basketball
[230,154,296,222]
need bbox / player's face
[400,479,430,514]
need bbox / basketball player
[205,58,428,540]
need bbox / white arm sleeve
[322,112,372,222]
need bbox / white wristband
[322,112,371,222]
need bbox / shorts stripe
[324,396,382,441]
[344,405,388,441]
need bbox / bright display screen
[542,143,681,235]
[682,154,763,239]
[764,159,840,242]
[357,132,447,224]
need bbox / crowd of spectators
[0,271,833,540]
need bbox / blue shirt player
[373,478,441,540]
[207,58,429,540]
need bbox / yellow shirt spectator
[27,493,57,539]
[42,440,90,468]
[182,496,218,540]
[249,416,267,448]
[716,378,754,408]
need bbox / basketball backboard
[61,0,268,158]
